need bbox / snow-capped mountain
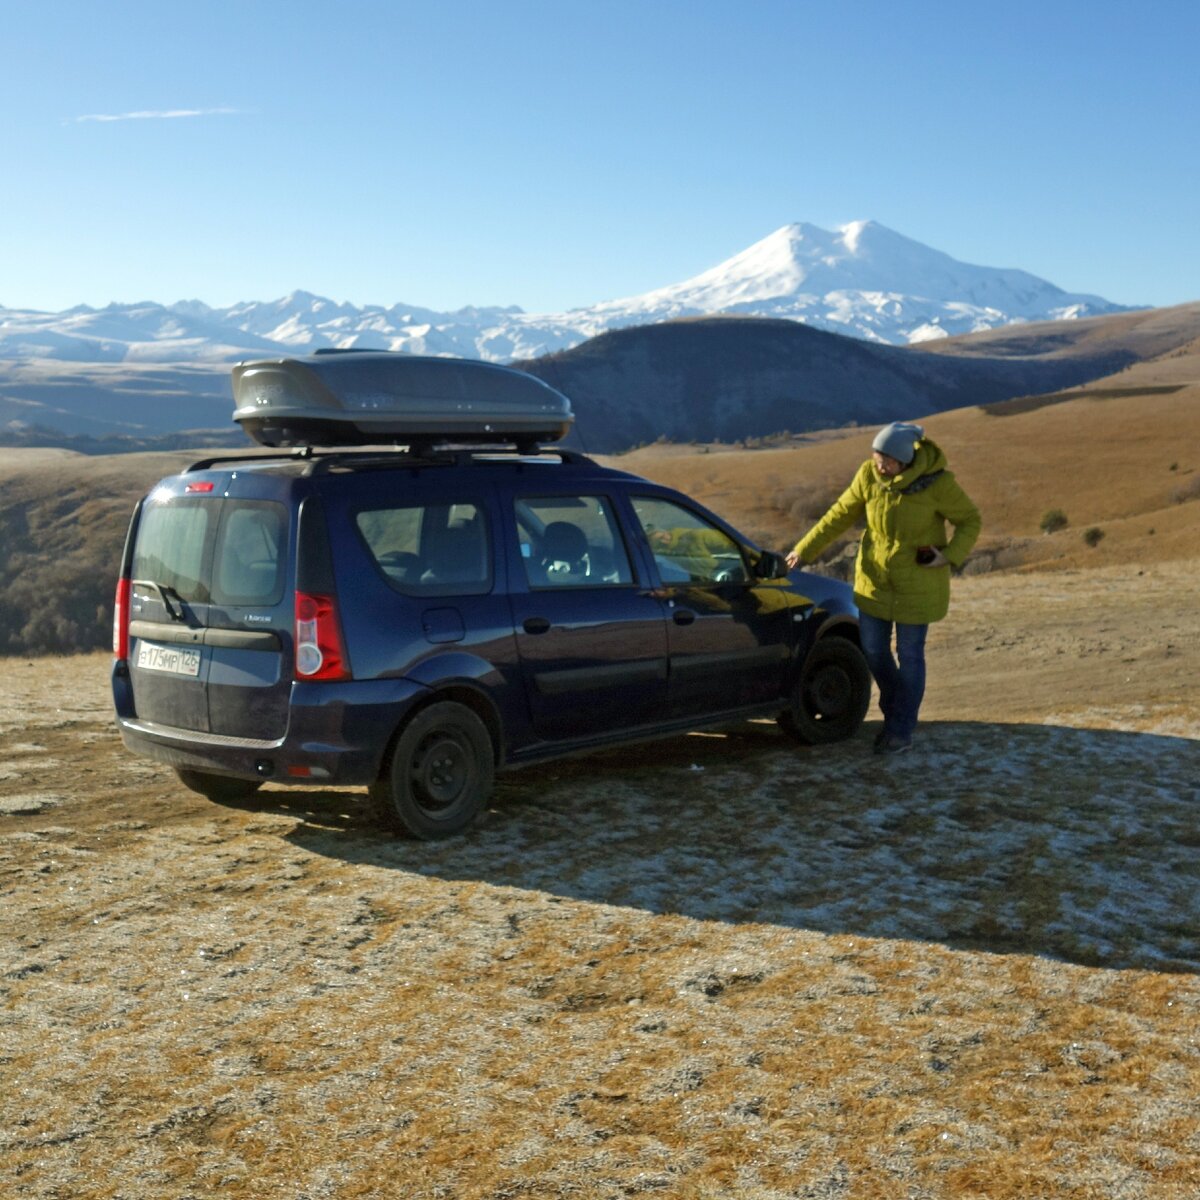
[0,222,1132,364]
[577,221,1123,343]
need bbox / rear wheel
[175,768,263,803]
[369,701,494,839]
[778,637,871,744]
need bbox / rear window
[131,499,212,602]
[356,501,491,596]
[132,497,287,606]
[212,504,287,605]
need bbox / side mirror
[754,550,790,580]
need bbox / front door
[629,495,794,719]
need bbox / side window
[356,501,491,596]
[212,503,287,606]
[630,496,747,585]
[514,495,634,588]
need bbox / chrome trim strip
[121,718,283,751]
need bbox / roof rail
[185,443,596,475]
[185,447,315,472]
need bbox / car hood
[788,567,857,613]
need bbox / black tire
[778,637,872,745]
[175,768,263,803]
[369,701,494,839]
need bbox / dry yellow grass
[2,550,1199,1198]
[606,385,1200,573]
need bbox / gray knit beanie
[872,421,924,465]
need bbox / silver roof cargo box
[231,352,573,448]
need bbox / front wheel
[369,701,494,839]
[778,637,871,745]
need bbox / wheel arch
[812,613,863,651]
[788,612,862,687]
[375,681,504,782]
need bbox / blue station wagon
[112,354,870,838]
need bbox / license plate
[136,641,202,677]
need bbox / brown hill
[916,299,1200,368]
[603,382,1200,572]
[519,316,1138,453]
[0,448,243,654]
[0,371,1197,656]
[0,358,231,437]
[914,300,1200,405]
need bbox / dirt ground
[2,561,1199,1198]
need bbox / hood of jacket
[876,438,949,491]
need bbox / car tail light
[113,577,131,659]
[294,591,350,681]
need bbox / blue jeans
[857,613,929,740]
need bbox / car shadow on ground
[267,719,1200,974]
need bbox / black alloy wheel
[369,701,494,839]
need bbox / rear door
[343,485,516,686]
[127,488,291,739]
[507,492,669,741]
[202,500,290,739]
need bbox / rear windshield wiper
[133,580,187,622]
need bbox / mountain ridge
[0,221,1136,365]
[515,314,1142,454]
[3,300,1197,452]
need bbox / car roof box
[231,352,573,448]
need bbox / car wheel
[175,768,263,803]
[778,637,871,744]
[369,701,494,839]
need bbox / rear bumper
[112,661,429,785]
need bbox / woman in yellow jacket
[786,422,981,755]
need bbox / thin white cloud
[71,106,244,124]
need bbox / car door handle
[672,609,696,626]
[522,616,551,635]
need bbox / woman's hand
[785,550,801,570]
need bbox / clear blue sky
[4,0,1198,314]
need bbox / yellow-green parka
[791,437,981,624]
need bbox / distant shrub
[1039,509,1068,534]
[799,539,858,582]
[1083,527,1105,548]
[777,481,842,525]
[1170,473,1200,504]
[0,468,154,656]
